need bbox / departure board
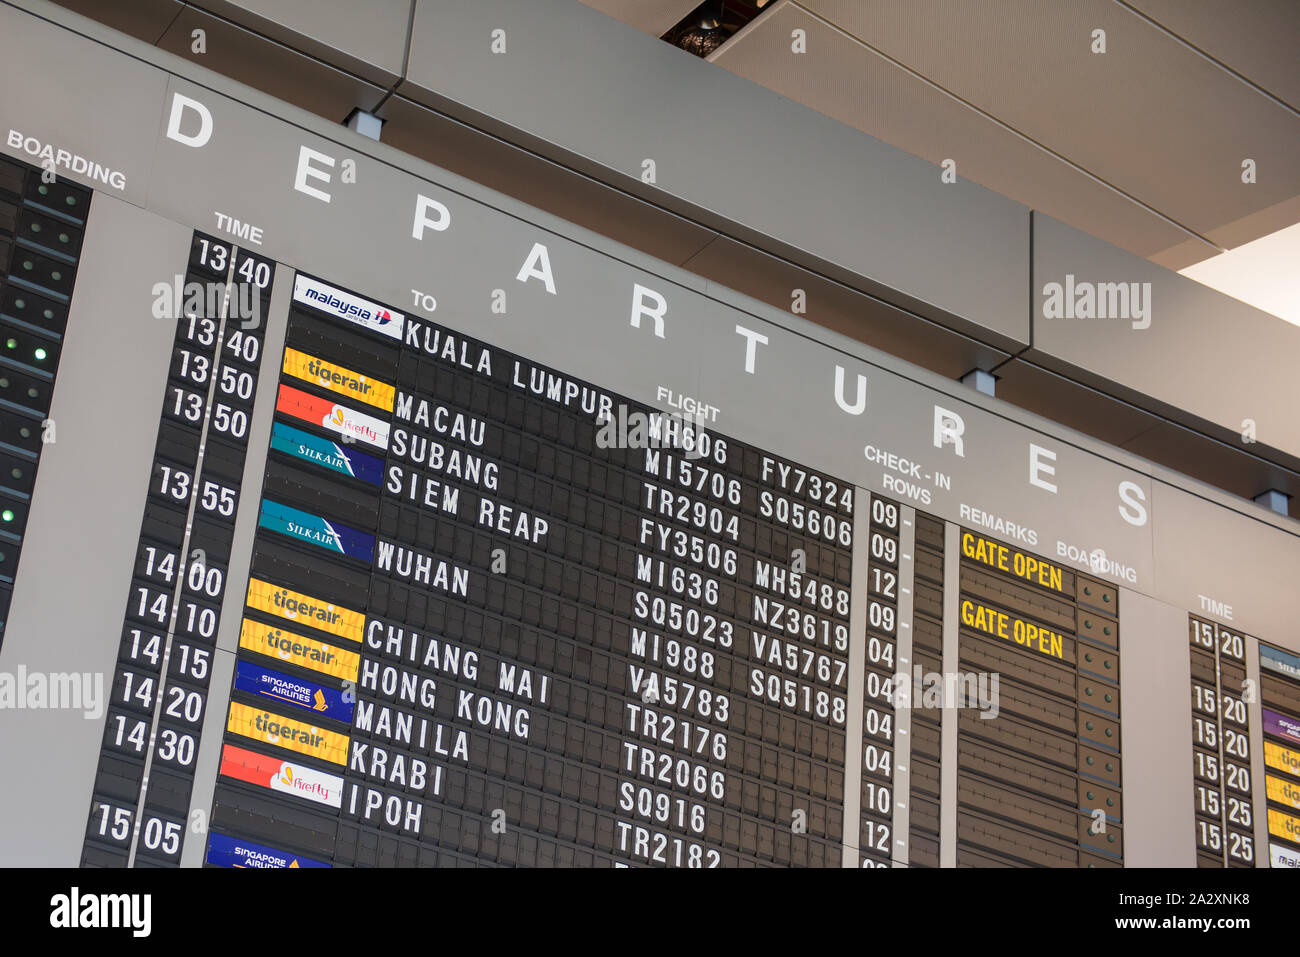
[0,155,90,641]
[2,4,1300,871]
[956,532,1122,867]
[1188,617,1256,867]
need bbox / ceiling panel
[157,8,386,122]
[579,0,701,38]
[797,0,1300,249]
[1123,0,1300,109]
[711,4,1216,262]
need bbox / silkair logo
[50,887,150,938]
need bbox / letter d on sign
[166,93,213,148]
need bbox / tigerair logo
[306,356,375,395]
[254,712,326,748]
[271,588,341,625]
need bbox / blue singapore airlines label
[234,660,354,723]
[258,499,375,562]
[206,832,330,869]
[271,421,384,485]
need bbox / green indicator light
[5,339,15,350]
[34,348,46,361]
[2,510,14,523]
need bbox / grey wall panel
[1150,481,1300,646]
[1031,212,1300,467]
[0,0,169,209]
[374,96,721,269]
[189,0,413,86]
[400,0,1032,349]
[680,235,1012,380]
[157,7,388,123]
[48,0,182,44]
[0,196,188,866]
[1117,590,1197,867]
[803,0,1300,248]
[579,0,699,38]
[712,2,1217,265]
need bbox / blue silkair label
[1262,644,1300,682]
[271,421,384,486]
[205,832,330,869]
[234,660,354,723]
[258,499,375,562]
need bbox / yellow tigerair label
[959,598,1066,661]
[239,618,360,681]
[1265,740,1300,779]
[1266,774,1300,812]
[281,347,394,411]
[245,577,364,644]
[961,531,1066,594]
[1267,807,1300,845]
[226,701,349,765]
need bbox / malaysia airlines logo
[293,274,404,339]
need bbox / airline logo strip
[237,617,360,681]
[225,701,349,765]
[219,743,344,809]
[244,577,365,644]
[1272,843,1300,868]
[270,420,384,485]
[1264,707,1300,747]
[1261,644,1300,682]
[293,273,404,340]
[1268,807,1300,846]
[275,382,390,450]
[1266,774,1300,812]
[206,831,330,869]
[281,346,395,411]
[1265,740,1300,778]
[233,659,354,723]
[258,498,375,562]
